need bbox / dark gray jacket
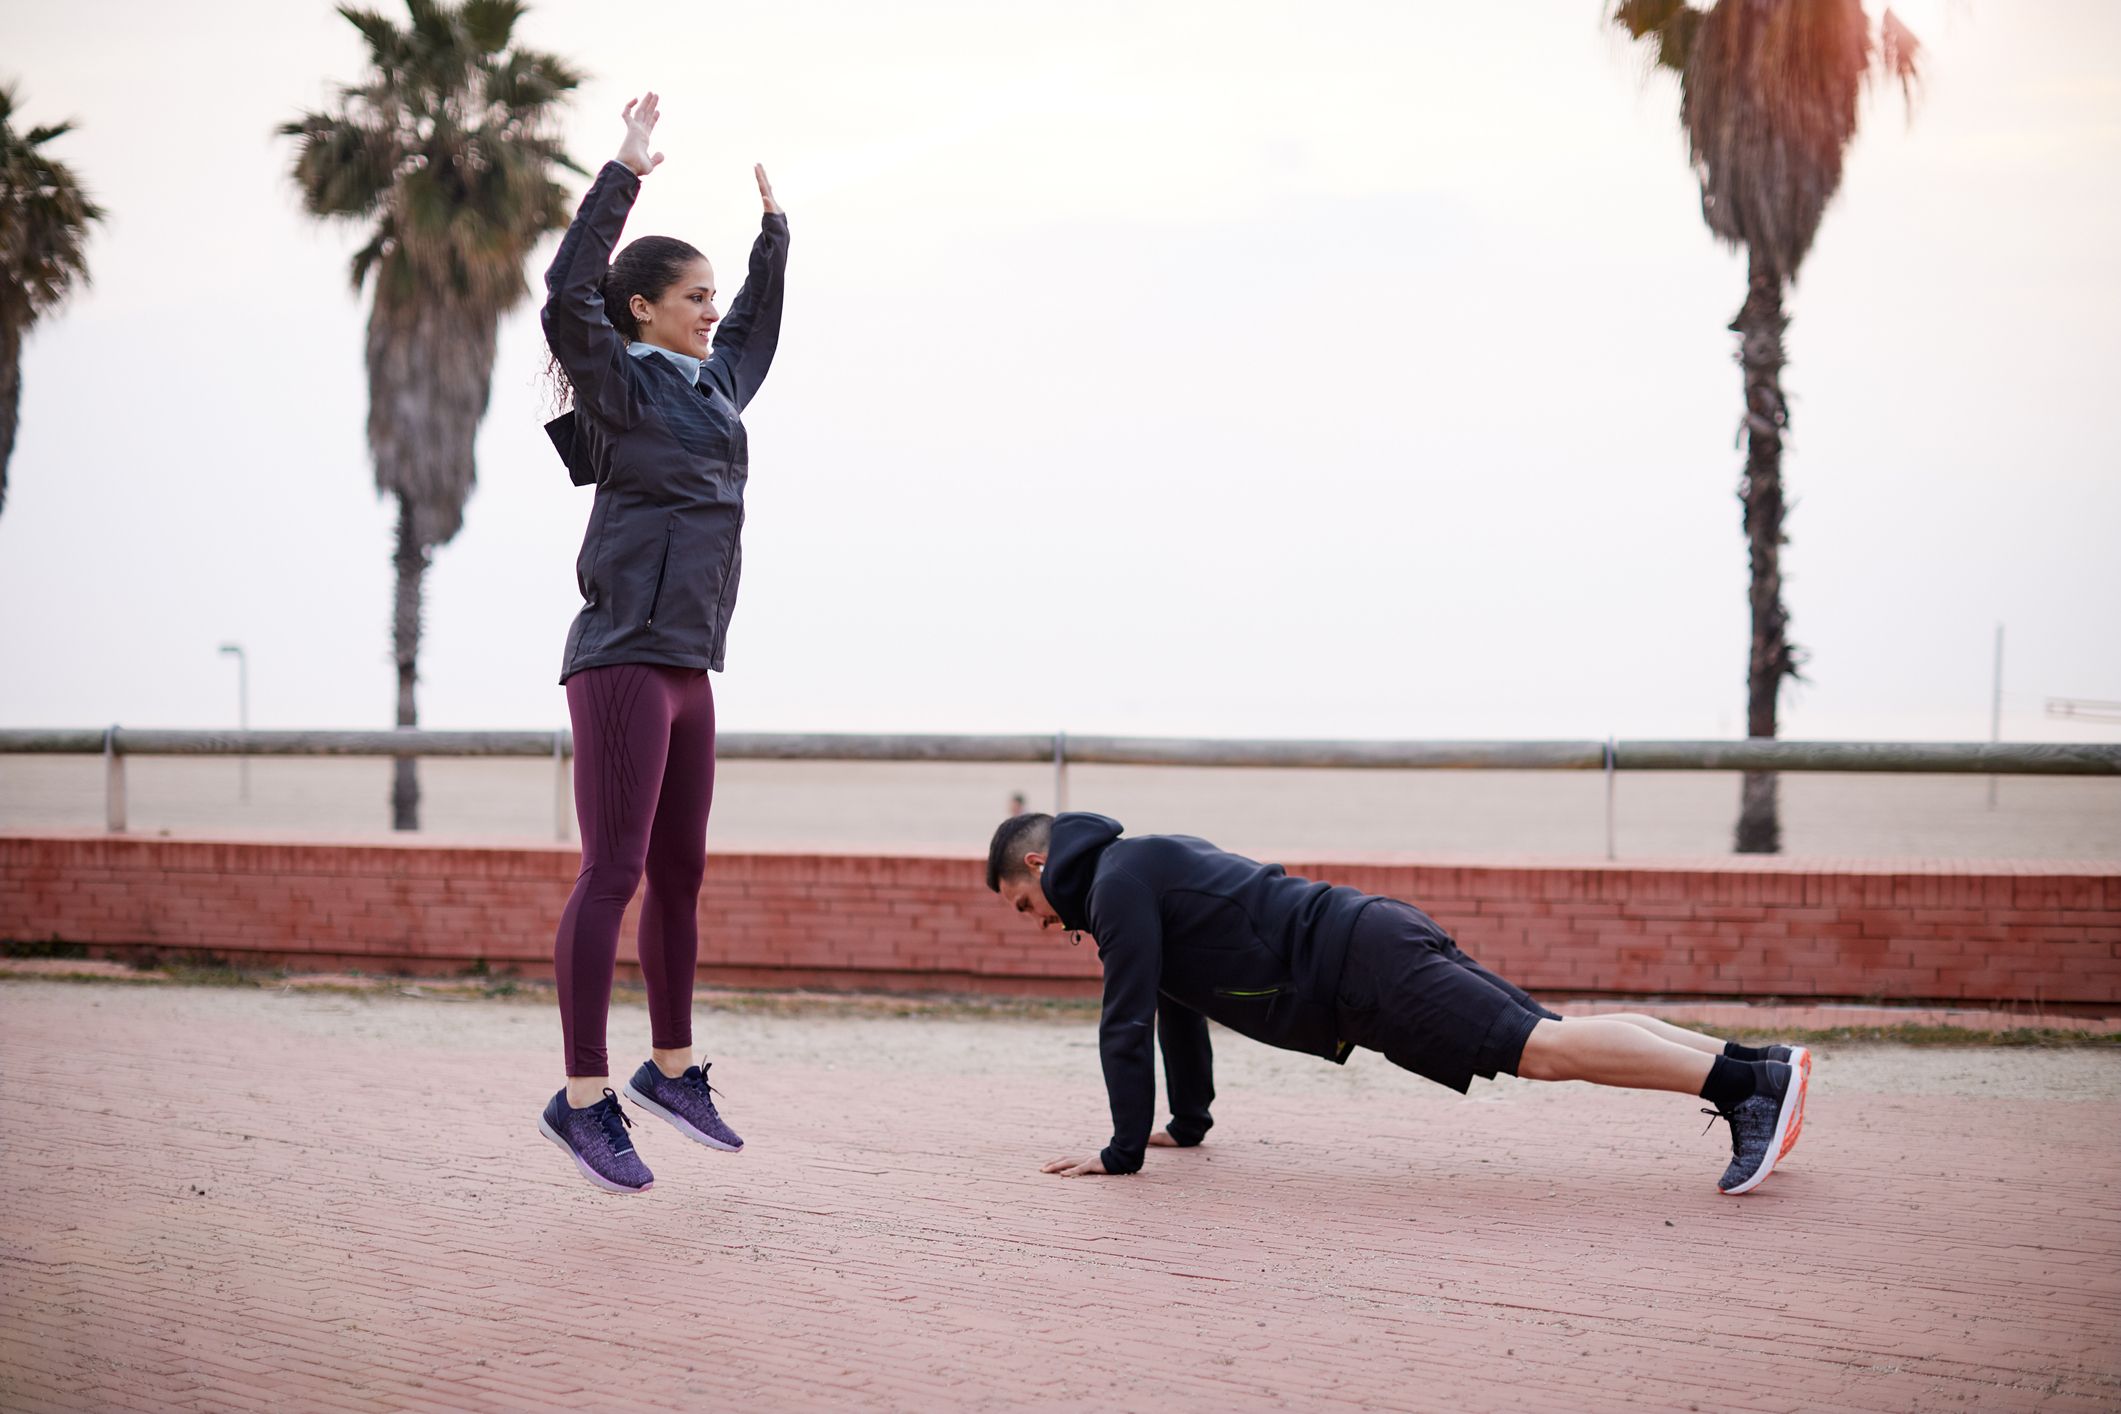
[1039,813,1372,1174]
[541,160,789,681]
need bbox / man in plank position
[986,812,1808,1194]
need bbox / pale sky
[1,0,2116,743]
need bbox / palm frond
[348,227,393,290]
[283,111,401,223]
[1877,8,1922,105]
[487,49,583,119]
[1679,0,1873,282]
[0,92,106,327]
[1656,7,1705,72]
[284,0,584,547]
[403,0,456,52]
[1615,0,1687,38]
[1617,0,1922,283]
[459,0,525,53]
[338,6,408,70]
[1613,0,1703,74]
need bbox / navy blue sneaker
[538,1088,654,1194]
[623,1060,744,1152]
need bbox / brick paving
[2,978,2117,1412]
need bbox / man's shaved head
[986,812,1053,893]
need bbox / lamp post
[218,643,249,802]
[1988,623,2003,810]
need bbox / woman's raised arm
[541,93,666,430]
[704,161,789,411]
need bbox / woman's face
[630,257,719,359]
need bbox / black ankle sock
[1700,1056,1761,1110]
[1723,1040,1767,1063]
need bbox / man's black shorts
[1333,898,1560,1093]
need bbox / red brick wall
[1,833,2115,1005]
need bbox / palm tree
[0,84,105,518]
[1614,0,1920,852]
[282,0,581,829]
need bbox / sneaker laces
[596,1087,638,1153]
[1700,1106,1741,1157]
[680,1062,723,1106]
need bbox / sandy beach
[3,755,2115,860]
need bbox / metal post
[1988,623,2004,809]
[1053,731,1068,813]
[219,643,249,802]
[1603,735,1617,861]
[553,728,571,843]
[103,725,126,833]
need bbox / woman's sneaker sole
[537,1113,654,1194]
[621,1078,743,1152]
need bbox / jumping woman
[536,92,787,1194]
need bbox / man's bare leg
[1515,1017,1714,1093]
[1515,1016,1807,1195]
[1596,1011,1728,1056]
[1588,1012,1811,1085]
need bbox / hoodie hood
[1040,812,1125,933]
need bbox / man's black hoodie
[1038,812,1378,1174]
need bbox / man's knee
[1514,1017,1567,1081]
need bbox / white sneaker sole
[1780,1047,1812,1162]
[621,1080,743,1153]
[537,1113,654,1194]
[1720,1063,1807,1197]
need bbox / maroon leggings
[556,663,716,1076]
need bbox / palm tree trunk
[390,494,426,831]
[1731,251,1797,854]
[0,319,21,516]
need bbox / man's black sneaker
[1709,1058,1806,1195]
[538,1087,654,1194]
[1762,1043,1811,1080]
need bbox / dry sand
[4,754,2117,859]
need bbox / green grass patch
[1,939,90,960]
[160,958,280,987]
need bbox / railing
[3,728,2115,856]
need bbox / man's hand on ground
[1039,1154,1111,1177]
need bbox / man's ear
[1024,851,1046,872]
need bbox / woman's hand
[755,163,781,215]
[616,92,664,177]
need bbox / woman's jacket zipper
[644,518,675,627]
